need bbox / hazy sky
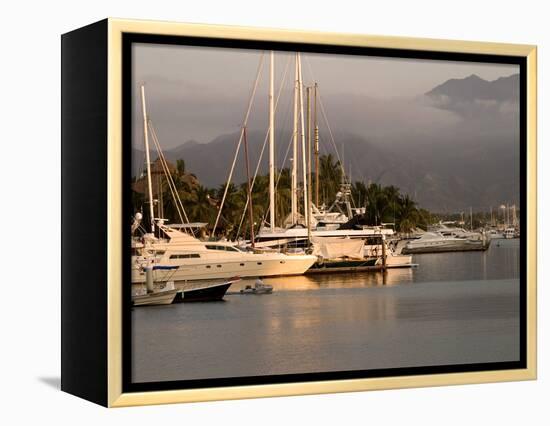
[132,43,518,148]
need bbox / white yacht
[132,224,317,283]
[133,85,317,284]
[487,229,505,239]
[504,227,517,239]
[254,225,394,248]
[402,231,490,254]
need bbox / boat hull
[174,282,232,302]
[402,240,490,254]
[306,257,380,274]
[132,255,317,283]
[385,254,414,268]
[132,289,178,306]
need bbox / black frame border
[122,33,527,394]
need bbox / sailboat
[249,53,405,270]
[131,84,317,284]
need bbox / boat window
[169,253,201,259]
[205,244,241,252]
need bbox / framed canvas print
[61,18,537,407]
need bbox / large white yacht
[402,231,490,254]
[254,224,394,248]
[132,85,317,284]
[132,224,317,283]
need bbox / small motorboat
[132,288,178,306]
[132,266,179,306]
[240,279,273,295]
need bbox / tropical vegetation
[132,154,434,239]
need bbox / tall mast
[314,82,319,208]
[268,51,276,232]
[243,127,255,247]
[140,85,155,233]
[306,86,313,243]
[297,54,309,230]
[291,53,299,224]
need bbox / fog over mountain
[132,46,520,212]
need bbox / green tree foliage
[132,155,434,239]
[350,181,429,231]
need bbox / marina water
[132,239,520,383]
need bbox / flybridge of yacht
[165,222,208,229]
[256,227,394,239]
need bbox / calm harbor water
[132,238,520,383]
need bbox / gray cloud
[131,43,520,211]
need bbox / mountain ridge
[133,73,520,212]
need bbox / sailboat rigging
[131,83,317,283]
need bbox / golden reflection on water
[235,268,415,291]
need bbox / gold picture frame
[61,18,537,407]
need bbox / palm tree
[397,194,418,233]
[318,154,342,206]
[213,183,244,237]
[364,183,389,226]
[176,159,185,175]
[352,181,368,208]
[187,185,216,224]
[383,185,401,224]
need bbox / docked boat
[132,264,237,304]
[307,236,381,274]
[384,251,414,268]
[307,257,379,274]
[132,85,317,285]
[132,224,317,283]
[174,278,239,302]
[364,238,413,268]
[132,288,178,306]
[402,231,490,254]
[254,225,394,249]
[487,229,505,239]
[504,227,517,239]
[131,265,179,306]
